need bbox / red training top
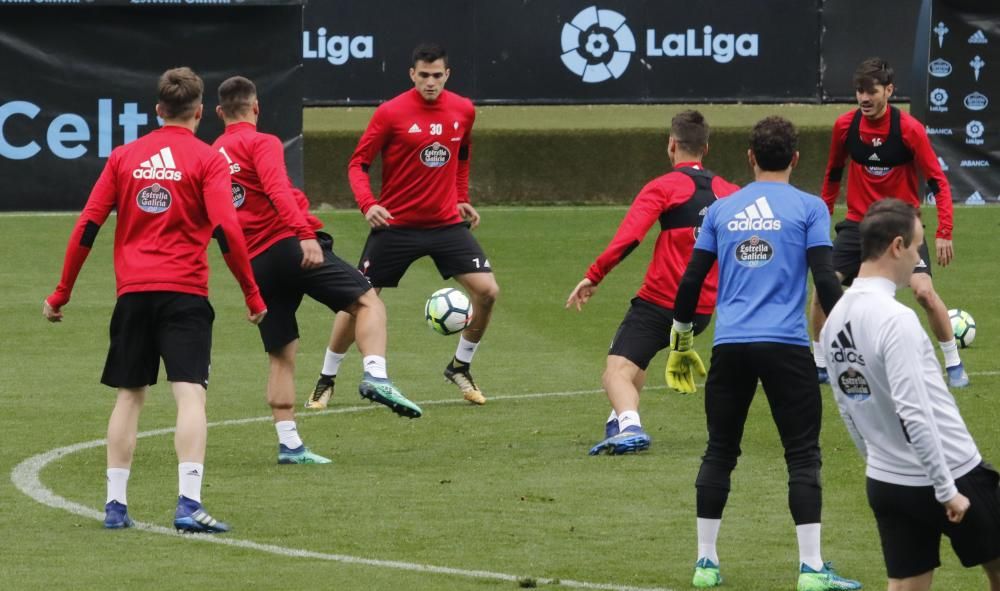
[585,163,739,314]
[47,125,265,314]
[348,88,475,228]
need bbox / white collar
[850,276,898,297]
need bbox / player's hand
[458,202,481,229]
[943,492,970,523]
[665,350,706,394]
[299,238,323,269]
[365,205,393,229]
[247,309,267,325]
[42,299,63,323]
[936,238,954,267]
[565,278,597,311]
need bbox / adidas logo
[186,469,201,476]
[868,153,880,161]
[133,147,182,181]
[969,30,987,44]
[830,321,865,365]
[727,196,782,231]
[408,123,422,134]
[966,191,986,205]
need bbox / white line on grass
[11,387,670,591]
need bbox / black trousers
[695,342,823,525]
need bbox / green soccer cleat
[797,562,862,591]
[277,444,332,465]
[692,557,722,588]
[359,373,422,418]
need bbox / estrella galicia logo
[231,183,246,208]
[830,322,871,401]
[734,235,773,267]
[928,58,952,77]
[420,142,451,167]
[838,368,871,401]
[964,92,988,111]
[560,6,636,83]
[136,183,171,214]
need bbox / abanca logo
[561,6,636,83]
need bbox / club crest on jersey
[231,182,246,208]
[136,183,172,214]
[420,142,451,168]
[734,235,773,267]
[838,367,871,401]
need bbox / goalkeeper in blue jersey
[667,116,859,591]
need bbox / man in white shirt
[823,198,1000,591]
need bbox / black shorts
[833,219,932,285]
[607,297,712,370]
[101,292,214,389]
[252,232,372,352]
[358,222,491,288]
[867,463,1000,579]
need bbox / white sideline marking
[11,388,670,591]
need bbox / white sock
[178,462,203,504]
[940,339,961,368]
[697,517,721,563]
[322,349,346,377]
[796,523,823,570]
[455,336,480,364]
[812,340,826,368]
[607,409,618,424]
[275,420,304,449]
[363,355,388,379]
[617,410,641,431]
[106,468,130,505]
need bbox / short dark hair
[157,67,203,120]
[854,57,894,92]
[671,110,709,154]
[749,116,797,171]
[860,198,921,261]
[412,43,448,68]
[218,76,257,119]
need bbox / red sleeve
[456,105,474,203]
[348,106,392,214]
[904,119,953,239]
[821,115,851,214]
[290,184,324,231]
[252,135,315,241]
[585,178,674,285]
[202,152,266,315]
[46,153,120,308]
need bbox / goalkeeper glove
[665,323,706,394]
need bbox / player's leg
[983,557,1000,591]
[909,267,968,388]
[104,387,145,529]
[868,477,944,591]
[266,339,330,464]
[945,464,1000,589]
[887,573,934,591]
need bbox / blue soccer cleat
[946,363,970,389]
[604,417,620,439]
[588,425,651,456]
[103,500,134,529]
[797,562,862,591]
[817,366,830,384]
[173,496,231,534]
[277,443,332,465]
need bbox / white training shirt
[821,276,980,503]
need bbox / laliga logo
[561,6,636,83]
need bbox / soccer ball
[425,288,473,336]
[948,309,976,348]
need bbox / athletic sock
[106,468,130,505]
[455,336,480,364]
[696,517,721,563]
[322,349,346,377]
[796,523,823,571]
[940,339,961,368]
[178,462,204,504]
[812,341,826,368]
[607,409,618,423]
[617,410,641,431]
[275,420,304,449]
[363,355,388,379]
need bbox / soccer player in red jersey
[42,67,266,533]
[213,77,421,465]
[306,43,498,408]
[565,111,739,455]
[811,58,967,388]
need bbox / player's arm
[821,117,850,214]
[203,154,266,322]
[348,107,393,228]
[666,247,715,393]
[806,204,841,314]
[906,121,954,264]
[43,154,119,321]
[836,402,869,458]
[252,136,321,268]
[456,107,479,228]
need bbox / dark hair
[749,116,797,171]
[157,67,203,120]
[860,198,921,261]
[412,43,448,68]
[218,76,257,119]
[671,110,709,154]
[853,57,894,92]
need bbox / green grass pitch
[2,204,997,590]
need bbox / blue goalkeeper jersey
[694,180,831,346]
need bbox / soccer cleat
[173,496,230,534]
[946,363,970,389]
[358,373,423,418]
[588,425,651,456]
[103,500,134,529]
[277,443,332,464]
[605,417,620,439]
[797,562,862,591]
[817,366,830,385]
[305,374,335,409]
[692,557,722,588]
[444,360,486,405]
